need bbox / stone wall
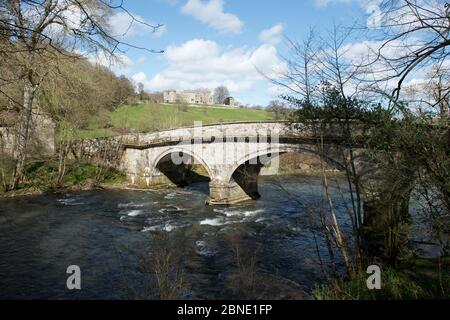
[29,112,55,156]
[260,153,339,176]
[0,126,15,156]
[0,111,55,158]
[163,90,177,103]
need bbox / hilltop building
[163,89,214,105]
[163,90,177,104]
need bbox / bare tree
[114,75,136,106]
[363,0,449,106]
[270,25,384,267]
[401,62,449,124]
[38,54,134,186]
[0,0,163,189]
[213,85,230,104]
[423,64,449,124]
[267,100,289,120]
[137,82,145,101]
[274,28,321,104]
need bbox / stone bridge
[113,121,364,205]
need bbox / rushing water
[0,175,358,299]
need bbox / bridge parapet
[120,121,366,149]
[123,121,300,147]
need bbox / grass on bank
[75,103,275,139]
[313,257,450,300]
[0,159,126,194]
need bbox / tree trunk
[55,140,70,187]
[11,81,35,190]
[321,161,352,275]
[362,193,411,264]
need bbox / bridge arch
[149,147,212,189]
[223,145,345,202]
[152,147,213,179]
[228,145,345,183]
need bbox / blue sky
[106,0,372,106]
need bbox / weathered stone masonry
[117,122,358,205]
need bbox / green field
[77,103,275,139]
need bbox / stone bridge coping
[113,121,309,148]
[85,121,364,150]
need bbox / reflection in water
[0,175,355,299]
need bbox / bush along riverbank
[313,257,450,300]
[0,159,127,197]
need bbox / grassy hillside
[76,103,275,139]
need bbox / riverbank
[0,159,128,198]
[314,257,450,299]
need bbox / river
[0,175,375,299]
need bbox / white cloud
[165,39,220,62]
[108,11,166,38]
[181,0,244,35]
[259,23,284,45]
[135,39,286,95]
[132,72,147,84]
